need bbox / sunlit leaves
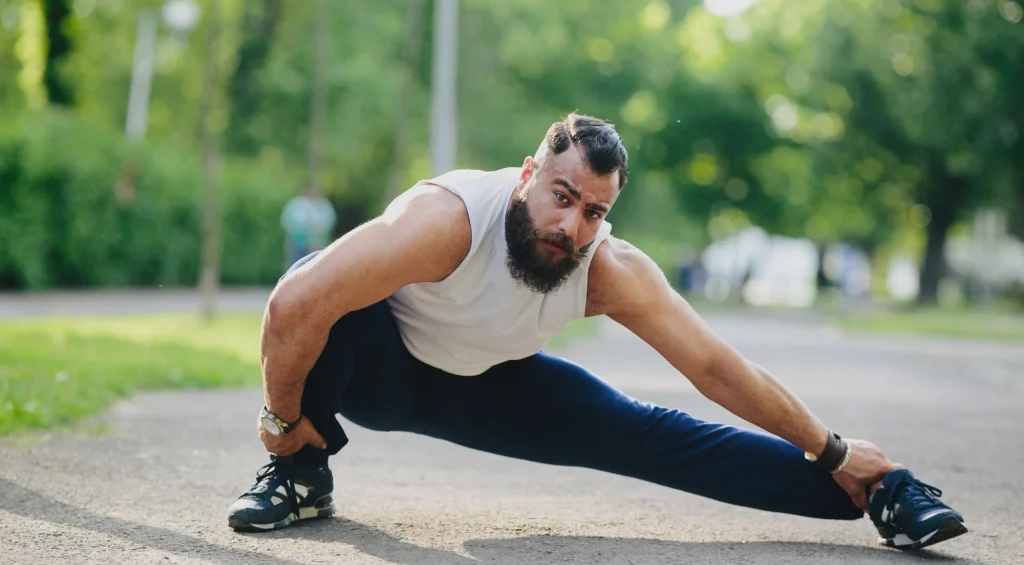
[14,0,46,109]
[676,7,729,76]
[586,37,615,62]
[641,0,670,31]
[621,89,667,132]
[1000,0,1023,22]
[687,153,720,186]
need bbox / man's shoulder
[425,167,520,192]
[392,181,469,213]
[384,182,472,262]
[585,236,669,317]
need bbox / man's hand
[832,439,903,512]
[259,416,327,457]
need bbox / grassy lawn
[0,313,264,436]
[0,310,598,436]
[827,305,1024,342]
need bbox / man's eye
[555,193,568,202]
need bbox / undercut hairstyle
[542,113,629,189]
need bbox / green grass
[0,314,263,436]
[0,310,601,436]
[828,305,1024,342]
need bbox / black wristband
[811,430,847,472]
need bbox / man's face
[504,145,619,294]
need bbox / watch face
[261,416,282,436]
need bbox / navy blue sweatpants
[284,253,863,521]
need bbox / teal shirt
[280,195,337,249]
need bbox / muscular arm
[261,185,471,422]
[586,238,829,457]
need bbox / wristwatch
[805,429,850,474]
[259,406,299,437]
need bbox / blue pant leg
[281,250,322,280]
[415,351,863,521]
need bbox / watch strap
[261,406,300,435]
[812,430,848,472]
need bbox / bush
[0,109,299,290]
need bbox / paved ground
[0,291,1021,564]
[0,287,273,318]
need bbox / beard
[503,194,591,294]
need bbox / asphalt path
[0,290,1020,564]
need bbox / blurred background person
[280,183,337,267]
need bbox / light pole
[124,0,200,142]
[430,0,458,176]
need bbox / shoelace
[884,475,944,523]
[246,458,300,518]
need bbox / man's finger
[306,426,327,450]
[299,417,327,450]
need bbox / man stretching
[227,113,967,551]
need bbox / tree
[809,0,1022,304]
[306,0,328,194]
[225,0,282,155]
[198,0,224,319]
[41,0,73,105]
[678,0,1023,304]
[383,0,427,207]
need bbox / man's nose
[557,209,582,240]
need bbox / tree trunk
[815,243,831,291]
[41,0,73,105]
[917,216,950,306]
[917,162,968,306]
[382,0,427,209]
[198,0,223,320]
[307,0,329,194]
[226,0,282,155]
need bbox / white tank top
[385,167,613,376]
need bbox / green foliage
[0,109,297,290]
[1,0,1022,293]
[41,0,74,105]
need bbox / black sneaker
[869,469,967,550]
[227,455,335,531]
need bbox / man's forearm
[259,312,330,422]
[698,353,829,457]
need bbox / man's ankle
[291,445,329,469]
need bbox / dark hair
[543,113,629,189]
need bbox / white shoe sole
[879,516,968,550]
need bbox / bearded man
[227,113,967,551]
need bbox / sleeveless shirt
[385,167,614,376]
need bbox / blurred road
[0,292,1021,564]
[0,287,272,318]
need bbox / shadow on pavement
[1,478,980,565]
[285,516,980,565]
[0,479,305,565]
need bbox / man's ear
[519,156,537,186]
